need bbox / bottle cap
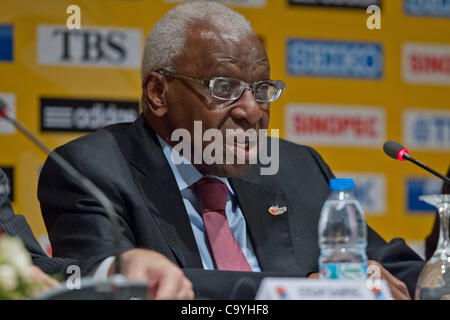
[330,178,354,191]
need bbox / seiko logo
[38,25,142,68]
[287,39,383,79]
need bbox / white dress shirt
[91,134,260,279]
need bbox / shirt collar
[156,134,234,194]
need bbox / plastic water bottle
[318,178,368,280]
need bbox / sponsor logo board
[403,43,450,86]
[37,25,142,68]
[403,109,450,151]
[40,98,139,132]
[286,103,385,147]
[287,39,383,79]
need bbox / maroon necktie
[191,177,252,271]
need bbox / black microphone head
[383,140,407,160]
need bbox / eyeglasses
[158,70,286,103]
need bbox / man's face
[163,24,270,178]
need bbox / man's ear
[144,72,168,117]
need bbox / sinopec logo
[403,43,450,86]
[37,25,142,68]
[40,98,139,132]
[287,39,383,79]
[286,103,385,147]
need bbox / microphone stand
[402,153,450,185]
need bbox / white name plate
[255,278,392,300]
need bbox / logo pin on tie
[268,205,287,216]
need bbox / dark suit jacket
[38,115,425,299]
[0,169,75,275]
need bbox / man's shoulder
[270,136,318,160]
[276,136,311,151]
[38,120,144,196]
[50,121,146,171]
[41,121,139,178]
[56,121,133,153]
[266,136,333,180]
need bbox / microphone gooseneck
[383,140,450,185]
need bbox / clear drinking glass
[415,194,450,300]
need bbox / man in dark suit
[38,2,424,299]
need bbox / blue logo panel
[287,39,383,79]
[412,115,450,147]
[404,0,450,18]
[0,25,13,62]
[407,178,443,212]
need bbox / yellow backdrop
[0,0,449,256]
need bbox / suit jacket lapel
[230,166,301,273]
[126,116,203,268]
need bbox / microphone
[0,99,123,273]
[383,140,450,185]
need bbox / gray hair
[141,1,255,83]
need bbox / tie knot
[190,177,228,213]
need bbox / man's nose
[230,89,264,126]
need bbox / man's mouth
[224,135,258,162]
